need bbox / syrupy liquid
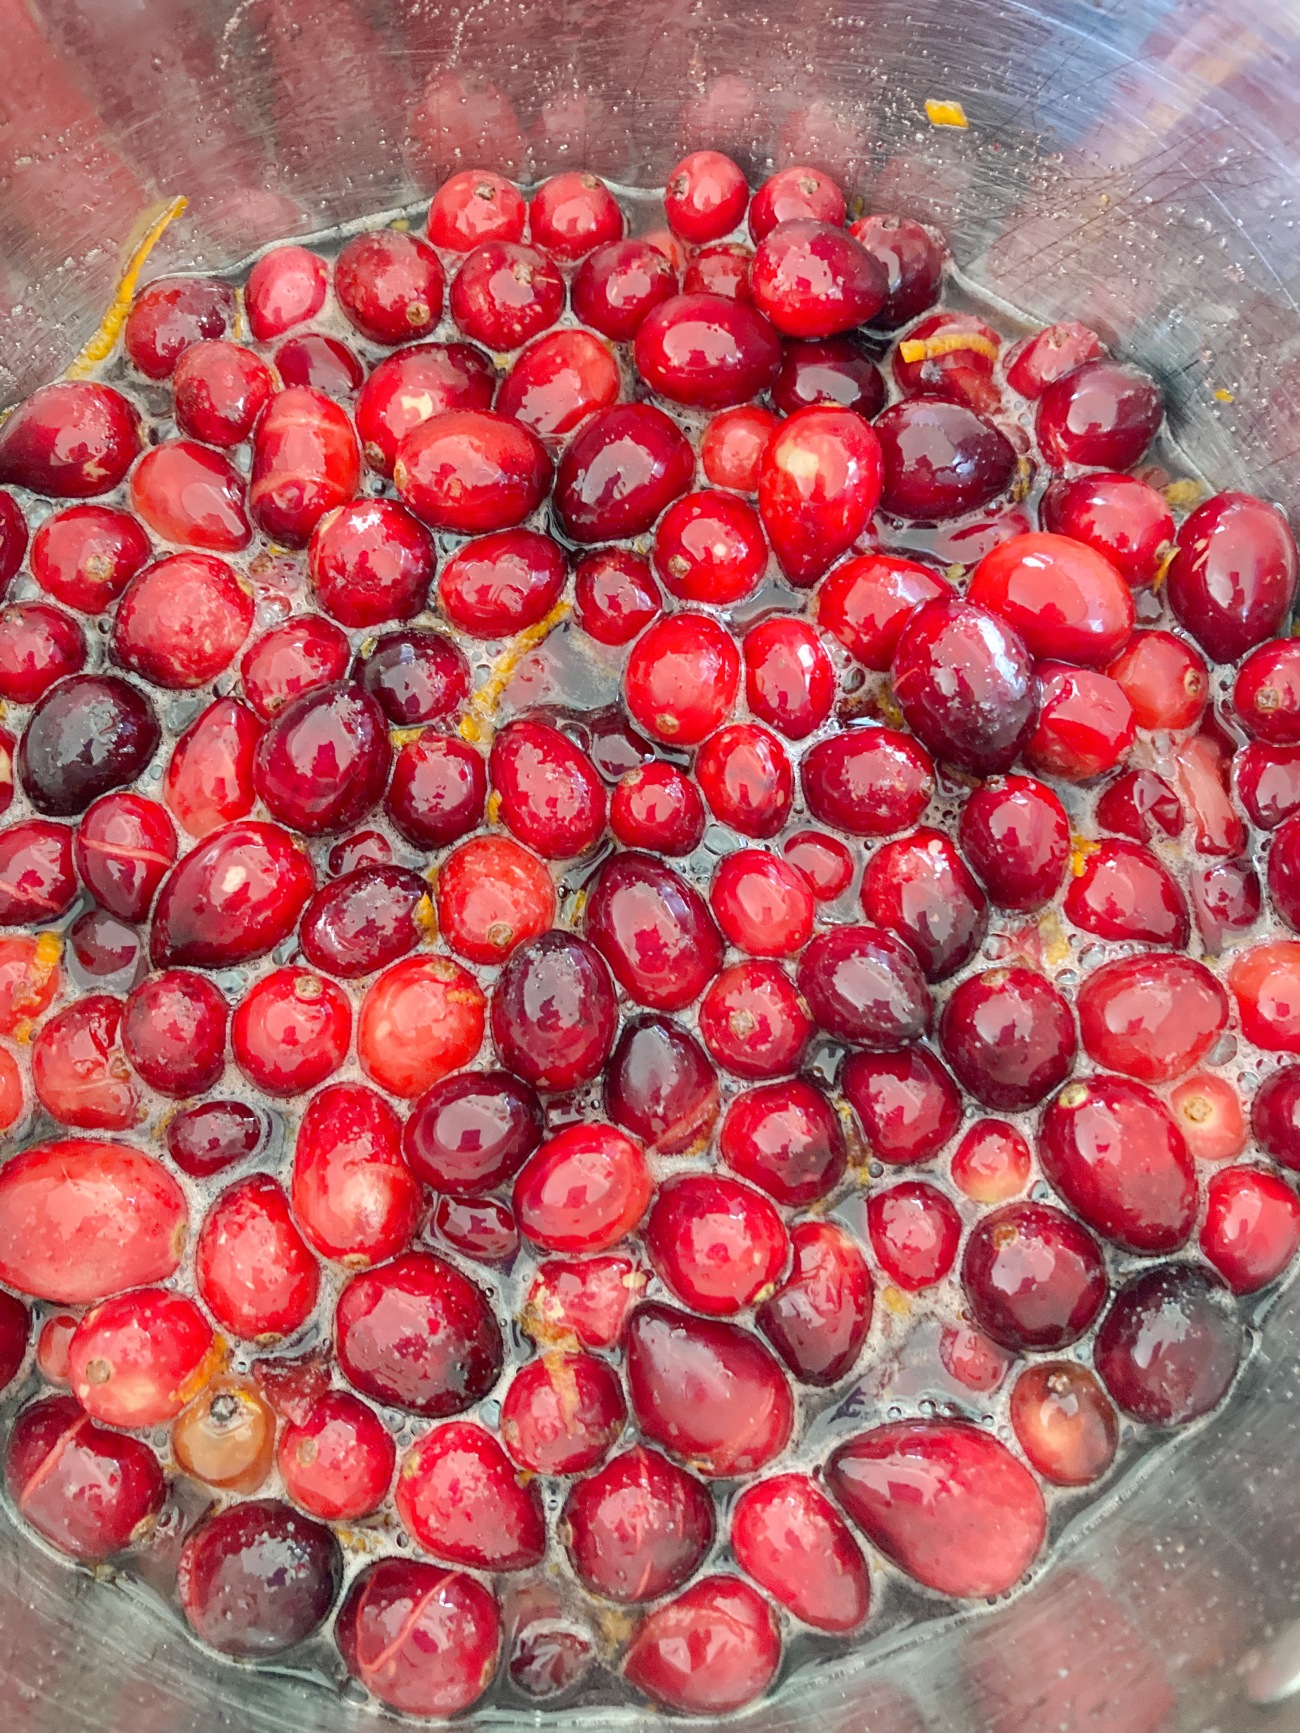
[0,174,1292,1717]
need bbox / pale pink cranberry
[497,328,620,438]
[150,820,315,970]
[0,382,142,499]
[164,697,261,838]
[386,733,486,848]
[957,775,1069,911]
[335,1251,502,1415]
[177,1499,341,1658]
[573,549,661,647]
[1076,952,1228,1083]
[396,1419,545,1569]
[773,336,885,418]
[308,499,435,627]
[860,826,988,980]
[572,239,677,339]
[525,1255,645,1350]
[624,612,739,746]
[450,240,564,349]
[68,1286,217,1428]
[429,169,526,249]
[848,213,944,326]
[244,245,328,339]
[492,932,618,1091]
[665,150,749,242]
[31,994,137,1131]
[1094,1263,1240,1425]
[335,228,445,344]
[278,1390,395,1520]
[514,1122,651,1253]
[749,165,845,240]
[357,955,485,1098]
[1041,470,1174,587]
[759,405,883,585]
[336,1557,500,1718]
[0,603,85,702]
[1169,1072,1247,1164]
[868,1180,962,1289]
[783,829,853,900]
[554,403,694,543]
[1064,838,1188,946]
[436,834,555,966]
[500,1350,627,1474]
[624,1576,780,1715]
[800,726,934,837]
[683,240,754,300]
[6,1394,164,1559]
[395,410,550,533]
[29,504,150,613]
[892,597,1035,774]
[1036,358,1163,471]
[239,615,349,720]
[530,171,623,260]
[274,333,365,397]
[816,552,949,671]
[798,925,930,1049]
[123,968,228,1097]
[939,966,1076,1111]
[1010,1362,1118,1486]
[196,1173,319,1339]
[0,818,77,924]
[124,275,234,378]
[699,959,811,1078]
[250,386,361,547]
[355,342,496,476]
[172,341,274,447]
[841,1045,962,1165]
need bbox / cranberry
[555,402,694,542]
[250,385,361,546]
[525,1254,644,1350]
[758,405,883,585]
[1252,1065,1300,1167]
[849,214,944,326]
[274,333,365,397]
[892,598,1035,774]
[335,1251,502,1415]
[683,241,755,300]
[1170,1072,1247,1164]
[562,1443,713,1601]
[1076,953,1228,1083]
[751,219,886,337]
[0,725,13,819]
[1232,643,1300,754]
[867,1180,962,1289]
[1094,1263,1241,1425]
[732,1475,869,1635]
[606,762,700,856]
[438,529,567,639]
[841,1045,962,1165]
[891,311,1002,414]
[529,171,623,260]
[490,718,606,859]
[1064,838,1188,945]
[1041,471,1174,588]
[827,1419,1046,1597]
[651,490,766,608]
[244,245,328,339]
[113,553,252,689]
[239,616,349,722]
[755,1218,873,1385]
[571,240,676,339]
[0,819,76,925]
[1028,663,1135,782]
[434,837,550,968]
[6,1395,164,1560]
[355,342,496,476]
[330,830,392,875]
[1197,851,1265,950]
[783,830,853,902]
[276,1391,392,1520]
[875,399,1017,521]
[386,732,486,848]
[750,165,846,240]
[696,723,793,837]
[337,1557,500,1717]
[499,1349,626,1475]
[34,1312,71,1385]
[434,1193,519,1263]
[69,909,139,978]
[950,1118,1032,1203]
[195,1174,319,1339]
[1200,1165,1300,1296]
[357,954,485,1098]
[1040,1075,1196,1253]
[334,228,444,344]
[449,240,564,349]
[626,1300,793,1475]
[939,966,1076,1110]
[801,726,934,837]
[664,150,748,241]
[498,328,620,439]
[1231,941,1300,1052]
[719,1079,844,1203]
[816,552,948,671]
[645,1174,788,1316]
[307,499,436,629]
[698,406,778,495]
[1009,1363,1119,1486]
[293,1081,421,1265]
[166,1099,265,1178]
[122,968,227,1096]
[0,603,85,702]
[231,968,350,1096]
[150,820,314,969]
[1036,359,1163,470]
[396,1419,544,1569]
[1174,728,1246,857]
[1095,768,1184,843]
[797,924,931,1048]
[623,613,741,745]
[585,851,722,1010]
[702,959,813,1076]
[0,933,63,1037]
[358,631,467,728]
[32,994,137,1130]
[514,1121,651,1253]
[586,709,656,781]
[739,619,832,743]
[428,168,525,249]
[29,504,150,613]
[68,1286,216,1428]
[172,341,274,447]
[772,337,885,419]
[962,1200,1107,1351]
[178,1498,340,1657]
[597,1017,716,1160]
[940,1322,1013,1394]
[969,531,1133,667]
[0,491,26,597]
[1105,628,1208,732]
[635,292,782,409]
[491,930,618,1091]
[403,1075,535,1198]
[709,851,812,957]
[124,275,233,378]
[161,698,258,839]
[0,381,142,498]
[254,684,390,836]
[1005,320,1103,396]
[299,864,426,979]
[861,826,988,980]
[573,549,661,646]
[624,1575,780,1715]
[20,673,161,818]
[395,409,549,534]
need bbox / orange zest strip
[898,332,999,365]
[67,195,189,377]
[925,99,969,129]
[458,600,571,745]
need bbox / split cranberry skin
[514,1122,652,1253]
[278,1390,396,1522]
[334,1251,503,1417]
[731,1474,869,1634]
[696,723,794,838]
[232,968,351,1097]
[891,312,1001,413]
[1041,471,1175,589]
[396,1421,545,1570]
[797,924,931,1049]
[68,1287,216,1428]
[961,1202,1108,1351]
[275,334,364,398]
[645,1174,788,1316]
[358,954,486,1099]
[240,616,350,722]
[555,403,694,543]
[300,865,427,980]
[750,165,846,241]
[112,553,253,689]
[574,549,661,647]
[1076,953,1228,1083]
[849,213,944,327]
[1064,838,1189,947]
[867,1181,962,1290]
[875,399,1017,522]
[841,1046,962,1166]
[816,552,949,671]
[6,1395,165,1561]
[172,341,274,447]
[29,504,150,614]
[585,851,723,1012]
[0,604,86,703]
[634,293,782,409]
[31,995,137,1131]
[939,967,1077,1112]
[957,776,1070,912]
[386,734,486,849]
[0,820,76,926]
[250,386,362,548]
[860,827,988,981]
[893,599,1036,776]
[490,719,606,859]
[492,932,618,1092]
[308,499,435,629]
[429,169,526,249]
[1005,320,1103,397]
[665,150,749,242]
[122,968,228,1097]
[195,1173,320,1340]
[772,337,886,420]
[167,1099,265,1179]
[743,616,835,740]
[0,381,143,499]
[124,276,234,378]
[829,1420,1046,1598]
[0,934,64,1039]
[437,834,555,967]
[968,531,1134,668]
[625,1301,794,1477]
[20,673,162,819]
[336,1558,501,1720]
[1096,768,1184,844]
[497,329,620,440]
[1094,1263,1242,1425]
[245,245,328,339]
[801,727,935,838]
[623,1576,781,1716]
[720,1079,846,1204]
[449,241,565,350]
[758,405,884,586]
[653,488,768,607]
[562,1444,714,1603]
[530,171,624,260]
[1036,359,1163,471]
[500,1350,627,1475]
[1027,664,1136,783]
[1230,942,1300,1052]
[355,343,496,477]
[177,1499,341,1659]
[254,684,390,837]
[572,240,677,340]
[604,1014,720,1157]
[150,820,314,970]
[1040,1075,1198,1254]
[164,698,261,839]
[335,228,445,344]
[751,219,888,337]
[1201,1165,1300,1295]
[395,409,551,535]
[610,761,704,855]
[1009,1363,1119,1487]
[525,1254,645,1352]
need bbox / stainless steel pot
[2,2,1300,1727]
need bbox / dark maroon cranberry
[386,734,486,849]
[6,1394,163,1560]
[1093,1264,1241,1425]
[940,967,1076,1110]
[358,629,470,726]
[770,337,885,419]
[124,275,234,378]
[0,491,27,595]
[800,727,934,837]
[123,968,229,1096]
[563,1445,714,1603]
[892,598,1036,774]
[755,1219,873,1386]
[300,865,429,978]
[0,1288,28,1392]
[961,1203,1107,1351]
[604,1015,720,1156]
[957,776,1069,911]
[69,909,138,977]
[555,404,695,543]
[1036,359,1162,471]
[254,685,390,836]
[796,925,931,1048]
[149,821,315,969]
[491,932,618,1092]
[434,1195,519,1264]
[849,214,944,326]
[166,1099,265,1178]
[0,382,142,498]
[0,821,76,925]
[634,293,782,408]
[572,239,678,339]
[177,1498,341,1657]
[584,709,657,783]
[1166,492,1299,664]
[1194,857,1263,952]
[719,1080,846,1203]
[274,333,365,397]
[1064,839,1189,947]
[840,1046,961,1165]
[859,826,988,980]
[404,1069,542,1193]
[19,674,161,817]
[1252,1065,1300,1171]
[875,399,1016,521]
[585,852,723,1013]
[0,603,85,703]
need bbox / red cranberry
[122,968,227,1096]
[404,1069,540,1195]
[0,381,142,498]
[254,684,390,836]
[733,1473,870,1634]
[530,171,623,260]
[0,603,85,703]
[772,337,885,419]
[696,723,793,837]
[396,1419,545,1569]
[438,526,566,637]
[1095,767,1184,843]
[355,342,496,476]
[291,1082,420,1265]
[751,219,886,337]
[797,924,931,1047]
[740,616,833,740]
[1009,1363,1118,1487]
[849,213,944,326]
[150,820,314,969]
[875,399,1017,521]
[1094,1263,1241,1425]
[250,386,361,547]
[308,499,435,628]
[178,1498,340,1657]
[231,968,350,1096]
[1064,838,1188,945]
[196,1173,319,1339]
[166,1099,265,1178]
[68,1286,216,1427]
[1170,1071,1247,1164]
[300,863,428,978]
[33,1311,72,1385]
[1026,663,1135,782]
[386,732,486,848]
[866,1178,961,1291]
[274,333,365,397]
[939,966,1076,1110]
[962,1200,1107,1350]
[646,1174,787,1315]
[0,934,64,1037]
[497,328,619,439]
[758,405,883,585]
[1252,1065,1300,1168]
[500,1350,626,1474]
[32,994,137,1130]
[490,718,605,859]
[124,275,233,377]
[555,403,694,543]
[434,1193,519,1263]
[1231,941,1300,1052]
[240,616,350,721]
[1041,471,1174,588]
[29,504,150,613]
[335,1251,502,1415]
[278,1390,394,1521]
[336,228,445,344]
[1173,729,1246,857]
[396,410,550,533]
[1005,320,1103,396]
[950,1118,1032,1203]
[0,819,76,925]
[329,830,391,875]
[245,245,328,339]
[172,341,274,447]
[624,1575,780,1715]
[572,240,677,339]
[700,404,779,492]
[1186,847,1261,945]
[601,1014,718,1157]
[428,168,525,249]
[699,959,811,1077]
[69,909,139,978]
[720,1079,843,1203]
[562,1443,713,1602]
[0,490,26,596]
[783,830,853,901]
[6,1395,164,1560]
[358,954,485,1098]
[358,628,469,726]
[892,597,1035,774]
[0,725,14,819]
[585,851,722,1011]
[634,292,782,409]
[940,1323,1013,1394]
[607,763,700,856]
[827,1419,1046,1597]
[1036,359,1162,470]
[1105,628,1208,730]
[756,1216,872,1385]
[816,552,948,671]
[450,240,564,349]
[1233,638,1300,748]
[968,531,1133,667]
[683,241,755,301]
[749,165,845,240]
[860,826,988,980]
[525,1254,645,1350]
[665,150,748,241]
[20,674,160,819]
[624,613,738,746]
[710,851,813,957]
[1076,952,1228,1083]
[891,311,1002,413]
[112,553,252,689]
[651,490,766,607]
[841,1045,962,1165]
[437,834,554,966]
[1201,1165,1300,1295]
[801,726,934,837]
[573,549,661,647]
[164,698,260,838]
[514,1122,651,1252]
[492,931,618,1090]
[337,1557,500,1717]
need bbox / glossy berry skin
[699,960,812,1078]
[1005,320,1103,396]
[0,820,76,926]
[797,924,931,1048]
[684,242,754,300]
[860,826,988,980]
[231,968,349,1096]
[335,1251,503,1417]
[720,1079,845,1204]
[450,241,564,350]
[750,165,846,240]
[816,552,948,672]
[500,1350,627,1474]
[783,830,853,902]
[1036,359,1163,471]
[274,334,364,397]
[610,762,704,855]
[355,343,496,476]
[177,1499,341,1658]
[758,405,884,585]
[358,629,469,727]
[244,245,328,339]
[31,995,136,1131]
[892,597,1036,774]
[652,489,767,606]
[875,398,1016,521]
[437,835,555,966]
[1076,952,1228,1083]
[841,1045,962,1166]
[800,726,934,838]
[603,1014,719,1158]
[0,1290,27,1391]
[1041,471,1174,588]
[1168,1071,1247,1165]
[1027,664,1136,783]
[357,955,485,1098]
[439,527,567,638]
[772,337,885,419]
[968,532,1133,667]
[403,1068,541,1195]
[555,404,694,543]
[150,820,314,970]
[239,616,350,722]
[665,150,748,242]
[524,1253,645,1352]
[0,609,84,715]
[530,171,623,260]
[514,1122,651,1252]
[490,719,605,858]
[491,931,618,1091]
[826,1420,1046,1598]
[0,382,142,499]
[497,328,620,439]
[336,1557,500,1718]
[961,1202,1107,1350]
[308,499,435,628]
[1232,638,1300,749]
[112,553,252,689]
[848,213,943,326]
[172,341,274,447]
[710,851,814,957]
[396,1421,545,1570]
[1009,1363,1119,1487]
[1252,1065,1300,1170]
[1104,629,1208,733]
[958,776,1069,911]
[645,1174,787,1315]
[700,404,778,492]
[950,1118,1032,1203]
[195,1173,320,1340]
[278,1390,395,1521]
[335,228,444,343]
[1064,838,1188,946]
[751,219,887,337]
[1094,1264,1241,1425]
[29,504,150,614]
[742,616,835,740]
[166,1099,264,1179]
[1171,490,1300,660]
[634,293,782,409]
[250,387,361,547]
[300,864,428,979]
[19,674,161,819]
[163,697,260,838]
[68,1287,216,1429]
[396,410,550,534]
[429,168,526,249]
[122,968,228,1096]
[6,1395,164,1561]
[433,1194,519,1264]
[585,851,722,1011]
[696,723,794,838]
[939,967,1076,1111]
[1201,1166,1298,1299]
[574,549,661,646]
[624,1576,780,1716]
[867,1181,962,1290]
[730,1474,869,1634]
[1096,768,1184,844]
[124,276,233,378]
[891,311,1001,413]
[572,240,677,339]
[756,1218,872,1386]
[254,684,390,837]
[563,1441,713,1608]
[626,1301,793,1477]
[386,734,486,849]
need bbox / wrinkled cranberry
[1041,470,1174,587]
[172,341,274,447]
[195,1173,319,1339]
[525,1254,645,1351]
[758,405,883,585]
[336,228,444,344]
[962,1201,1107,1350]
[957,776,1069,911]
[0,603,85,703]
[178,1498,340,1657]
[563,1443,714,1602]
[0,819,76,926]
[500,1350,626,1474]
[113,553,252,689]
[0,381,142,498]
[514,1122,651,1252]
[6,1394,164,1560]
[430,169,526,249]
[492,931,618,1091]
[166,1099,264,1178]
[1036,359,1162,470]
[29,504,150,613]
[646,1173,787,1315]
[555,402,694,542]
[250,386,361,547]
[32,993,137,1130]
[1252,1064,1300,1168]
[634,292,782,409]
[699,959,811,1077]
[254,684,390,836]
[1094,1264,1241,1425]
[892,598,1035,773]
[163,698,260,838]
[450,240,564,350]
[841,1044,962,1165]
[274,333,365,397]
[125,275,233,378]
[357,954,485,1098]
[150,820,313,969]
[355,342,496,476]
[335,1251,502,1415]
[1105,628,1208,731]
[1064,838,1188,945]
[404,1068,541,1193]
[585,851,722,1011]
[300,864,428,978]
[1076,952,1228,1083]
[797,924,931,1048]
[386,732,486,848]
[244,245,328,339]
[939,966,1076,1110]
[624,1575,780,1715]
[875,399,1016,521]
[336,1557,500,1718]
[849,213,944,326]
[1231,941,1300,1052]
[801,726,934,837]
[1010,1363,1118,1487]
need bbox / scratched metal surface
[3,2,1300,1729]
